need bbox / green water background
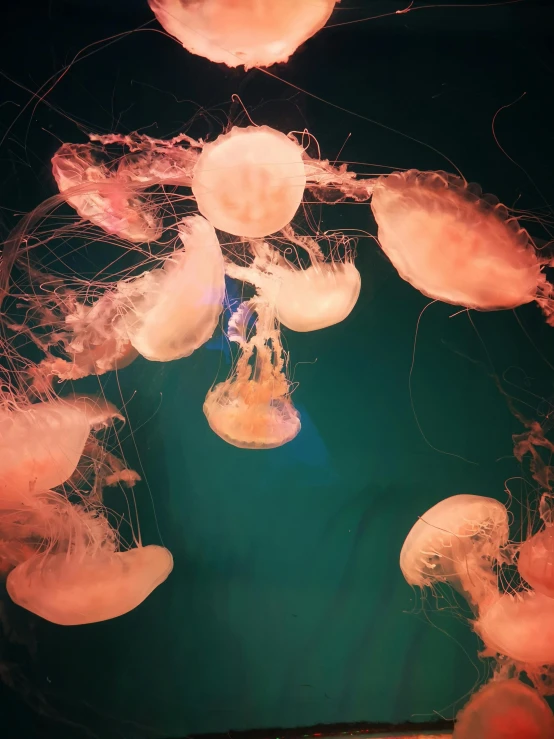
[0,1,554,736]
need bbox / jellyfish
[148,0,339,69]
[370,170,552,315]
[518,524,554,599]
[225,226,361,331]
[192,126,307,238]
[116,215,226,361]
[52,143,162,242]
[453,678,554,739]
[203,299,301,449]
[399,494,509,612]
[0,397,121,501]
[6,543,173,626]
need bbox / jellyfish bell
[116,215,226,361]
[453,678,554,739]
[518,525,554,598]
[148,0,338,69]
[399,494,509,611]
[203,299,301,449]
[52,143,162,243]
[192,126,307,238]
[6,543,174,626]
[370,170,546,311]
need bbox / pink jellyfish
[148,0,339,69]
[370,170,552,315]
[52,143,162,242]
[225,226,361,331]
[7,542,173,626]
[203,299,301,449]
[192,126,307,238]
[399,494,509,612]
[116,215,226,361]
[518,524,554,599]
[453,678,554,739]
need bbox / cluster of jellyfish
[1,0,554,734]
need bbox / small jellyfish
[475,589,554,666]
[225,226,361,331]
[371,170,548,312]
[52,143,162,242]
[518,525,554,598]
[203,299,301,449]
[453,678,554,739]
[192,126,307,238]
[6,543,173,626]
[116,215,226,361]
[399,494,509,611]
[148,0,338,69]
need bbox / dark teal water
[0,1,553,737]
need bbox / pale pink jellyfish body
[371,170,547,311]
[192,126,307,238]
[399,494,509,611]
[226,228,361,332]
[148,0,338,69]
[453,678,554,739]
[52,143,161,242]
[203,299,300,449]
[518,525,554,598]
[7,544,173,626]
[0,396,124,502]
[116,215,225,361]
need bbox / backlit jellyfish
[116,215,226,361]
[453,678,554,739]
[52,143,162,242]
[0,397,122,501]
[7,542,173,626]
[399,494,509,612]
[192,126,307,238]
[370,170,552,314]
[518,524,554,598]
[203,299,301,449]
[225,226,361,331]
[148,0,339,69]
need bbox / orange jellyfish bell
[203,299,301,449]
[148,0,339,69]
[518,525,554,598]
[7,544,174,625]
[453,678,554,739]
[192,126,306,238]
[371,170,545,311]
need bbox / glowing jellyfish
[518,525,554,598]
[226,227,361,331]
[52,143,162,242]
[399,494,509,611]
[116,215,225,361]
[371,170,548,311]
[453,678,554,739]
[203,299,301,449]
[148,0,338,69]
[192,126,307,238]
[7,543,173,626]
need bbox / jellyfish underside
[203,300,300,449]
[453,678,554,739]
[371,170,544,310]
[148,0,338,69]
[6,544,173,626]
[399,494,509,611]
[192,126,307,238]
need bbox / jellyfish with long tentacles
[453,678,554,739]
[370,169,554,319]
[399,494,509,613]
[148,0,339,69]
[203,298,300,449]
[225,225,361,332]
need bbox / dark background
[1,1,554,737]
